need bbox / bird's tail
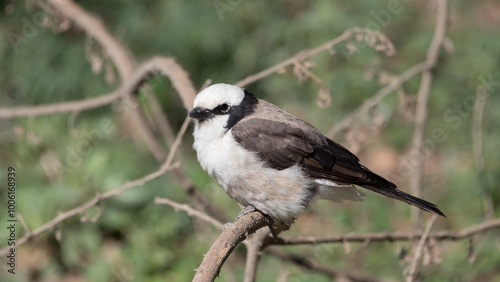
[390,189,445,217]
[362,181,445,217]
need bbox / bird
[189,83,444,224]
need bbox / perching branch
[154,196,500,280]
[192,211,270,282]
[5,1,491,281]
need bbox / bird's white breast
[193,122,316,222]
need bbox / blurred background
[0,0,499,281]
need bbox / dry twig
[243,228,271,282]
[0,57,196,120]
[0,91,121,119]
[10,0,228,225]
[41,0,134,79]
[235,28,395,88]
[472,84,494,219]
[409,0,448,229]
[326,62,428,138]
[4,1,488,281]
[267,248,380,282]
[273,218,500,245]
[0,116,191,257]
[154,197,224,229]
[405,215,438,281]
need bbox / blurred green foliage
[1,0,499,281]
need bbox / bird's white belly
[194,132,316,222]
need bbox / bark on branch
[193,211,270,282]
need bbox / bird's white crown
[193,83,245,109]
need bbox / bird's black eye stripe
[214,104,231,115]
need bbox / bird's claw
[235,205,257,221]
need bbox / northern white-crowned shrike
[189,83,444,223]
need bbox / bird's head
[189,83,258,133]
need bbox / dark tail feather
[361,180,445,217]
[391,189,445,217]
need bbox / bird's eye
[216,104,231,114]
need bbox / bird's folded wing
[231,118,389,188]
[231,118,318,170]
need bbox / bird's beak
[189,107,212,121]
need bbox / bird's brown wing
[232,118,379,185]
[231,117,444,216]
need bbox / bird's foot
[235,206,280,242]
[235,205,257,221]
[267,224,279,243]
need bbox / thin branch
[161,115,190,165]
[266,248,380,282]
[125,56,197,110]
[406,215,437,282]
[42,0,134,79]
[234,30,350,87]
[326,62,428,138]
[38,0,199,168]
[141,87,177,144]
[119,59,226,220]
[106,57,196,162]
[0,116,191,257]
[193,211,270,282]
[273,218,500,246]
[0,91,121,119]
[472,85,494,219]
[17,214,31,236]
[0,57,196,120]
[154,197,224,229]
[151,197,381,281]
[152,196,500,280]
[409,0,448,229]
[292,60,332,108]
[291,60,326,88]
[34,0,166,165]
[244,228,270,282]
[235,28,395,88]
[151,195,500,253]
